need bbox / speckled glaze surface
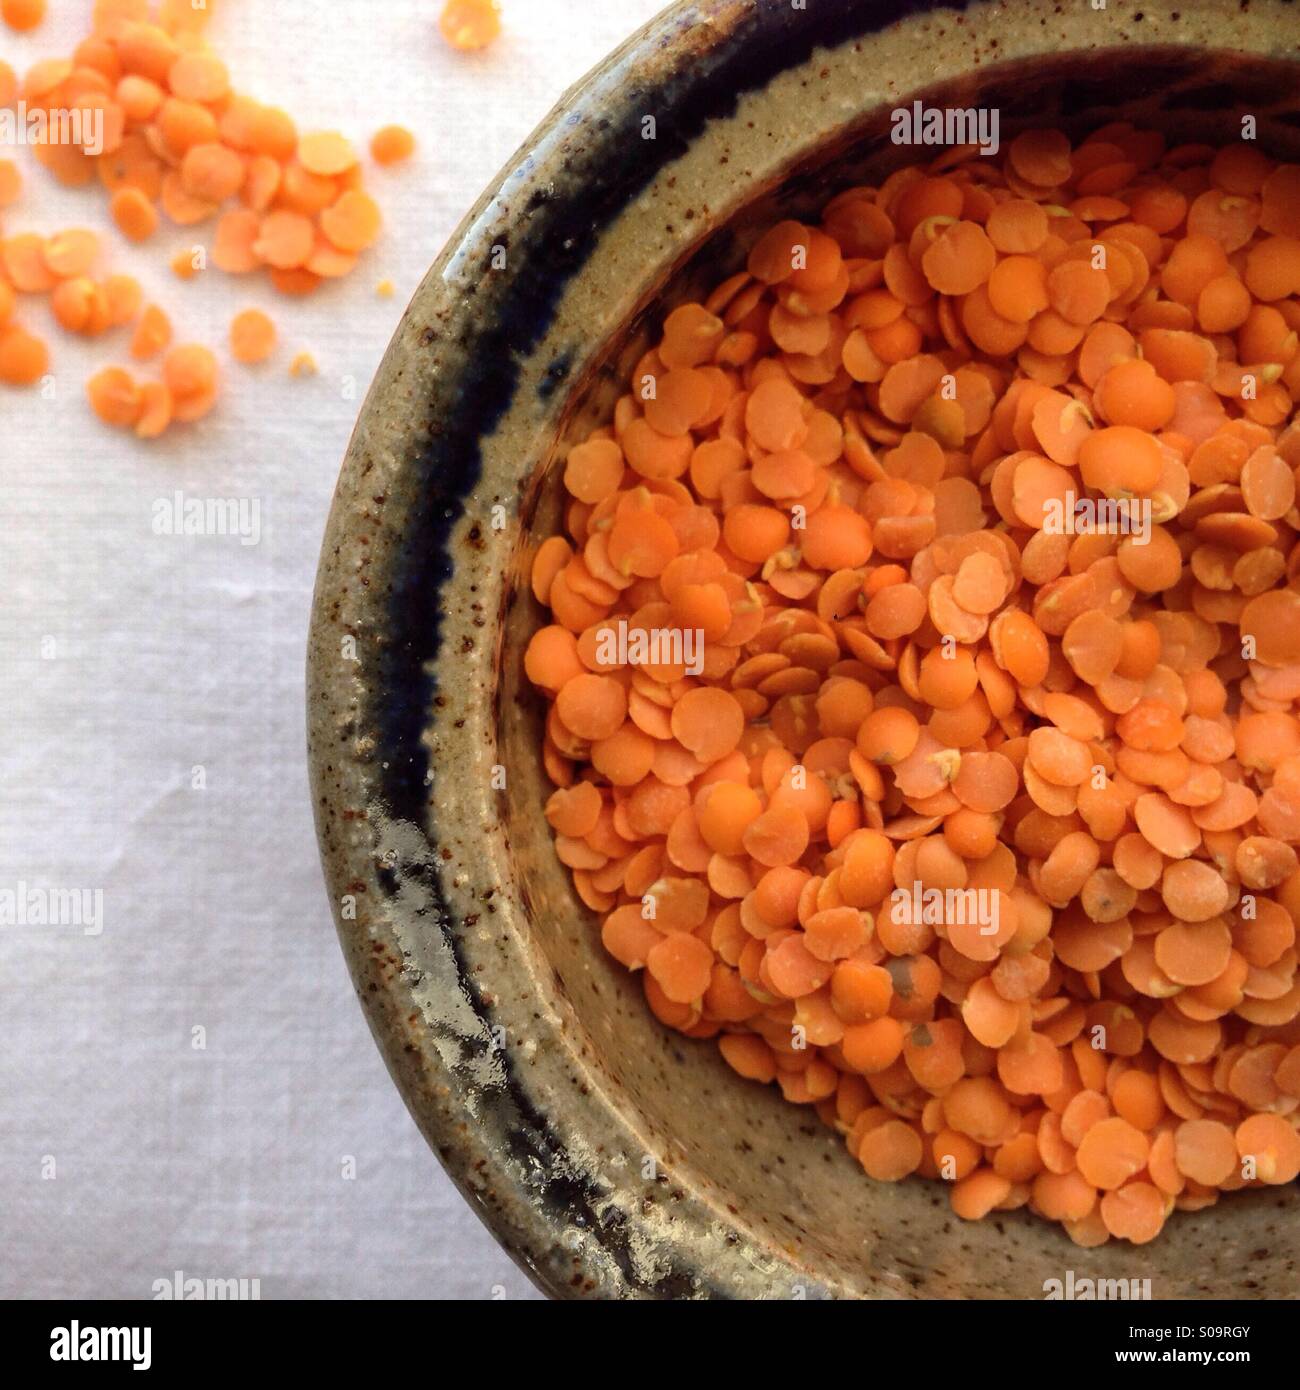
[308,0,1300,1299]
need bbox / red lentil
[526,123,1300,1247]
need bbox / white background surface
[0,0,666,1300]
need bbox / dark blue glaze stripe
[364,0,973,1298]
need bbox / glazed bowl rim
[307,0,1300,1299]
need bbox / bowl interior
[498,46,1300,1298]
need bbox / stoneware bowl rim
[308,0,1300,1299]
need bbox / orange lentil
[180,142,245,204]
[297,131,358,178]
[371,126,416,167]
[167,52,228,105]
[951,1168,1012,1221]
[110,186,159,242]
[3,233,58,293]
[253,211,315,269]
[556,674,626,741]
[116,74,163,123]
[86,365,142,427]
[744,803,810,869]
[1095,358,1176,431]
[858,1119,923,1181]
[161,342,218,422]
[241,104,296,161]
[0,324,49,385]
[129,304,171,360]
[5,1,395,442]
[1076,1117,1150,1190]
[49,278,107,335]
[842,1017,906,1075]
[320,190,382,253]
[156,99,219,159]
[134,381,173,440]
[1174,1118,1238,1185]
[212,208,261,274]
[229,308,276,365]
[1048,259,1111,325]
[921,220,996,295]
[1100,1182,1167,1244]
[1,0,45,32]
[1009,128,1072,186]
[718,1034,777,1084]
[438,0,501,50]
[270,159,332,216]
[857,706,920,766]
[42,229,100,279]
[802,505,873,570]
[987,199,1049,253]
[1078,424,1163,495]
[524,124,1300,1245]
[1236,1113,1300,1184]
[987,255,1049,323]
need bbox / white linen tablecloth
[0,0,666,1300]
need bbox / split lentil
[229,307,276,364]
[438,0,500,52]
[0,0,411,436]
[525,125,1300,1245]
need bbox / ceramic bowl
[308,0,1300,1298]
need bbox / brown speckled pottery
[308,0,1300,1298]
